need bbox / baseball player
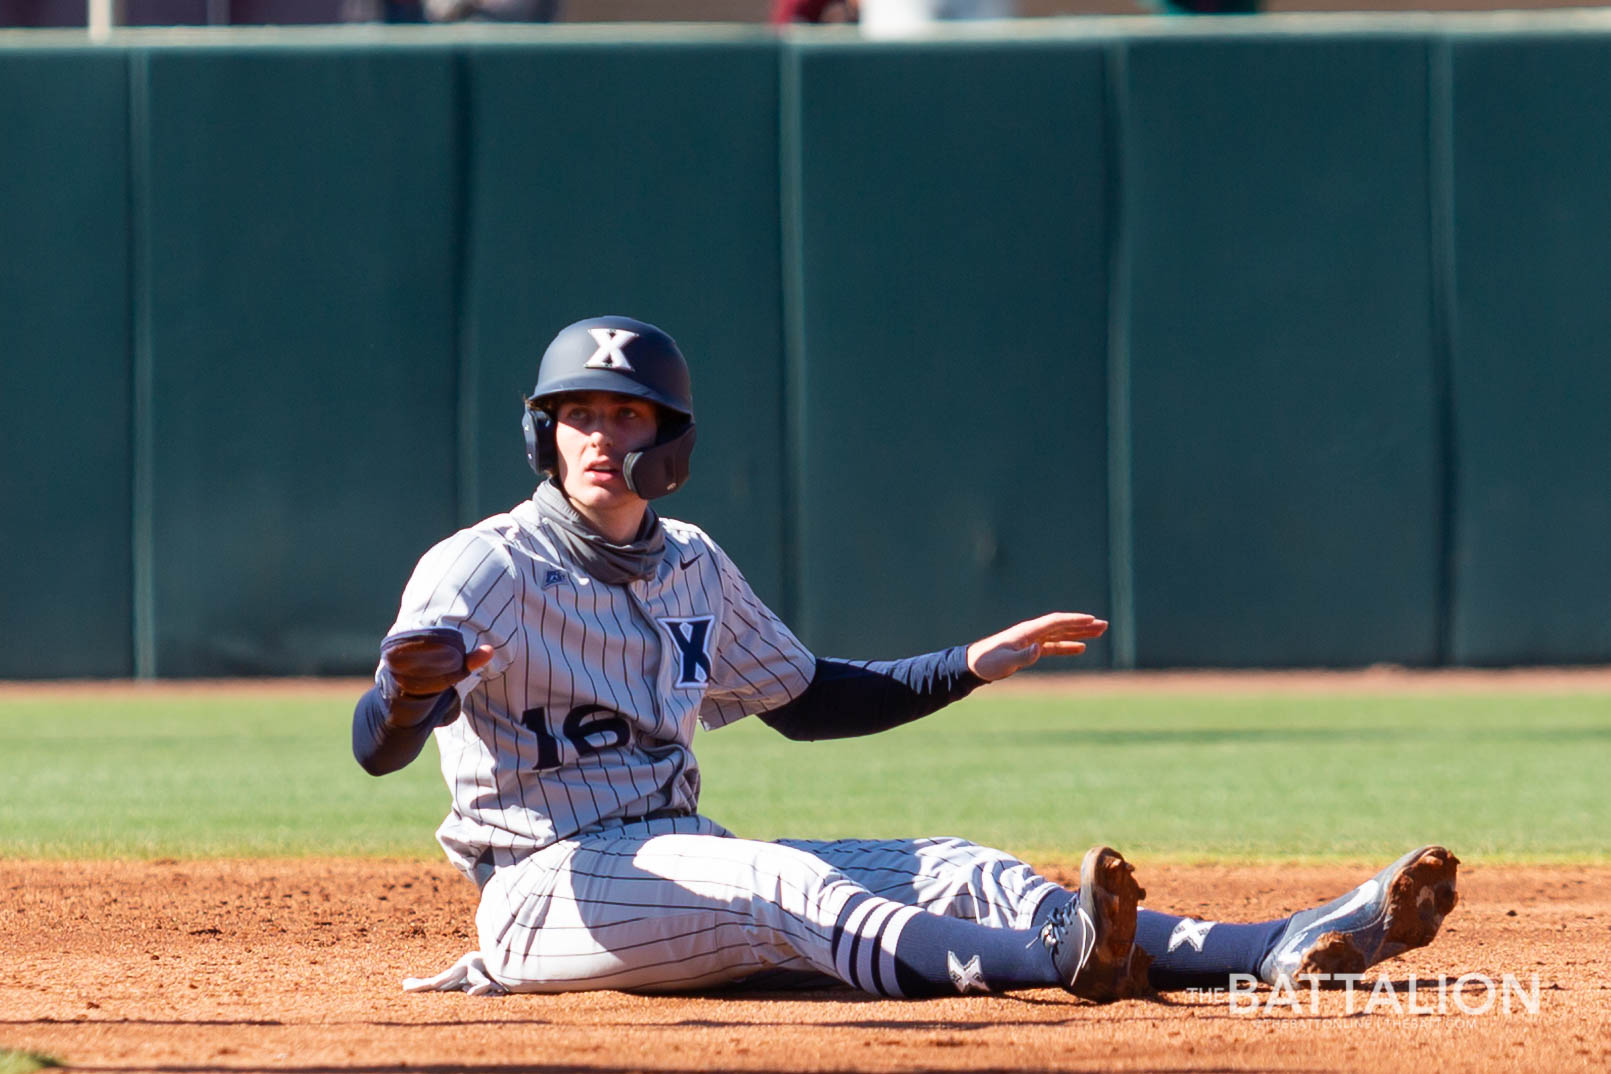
[353,315,1459,999]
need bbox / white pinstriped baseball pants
[474,814,1064,993]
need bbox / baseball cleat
[1042,845,1151,1001]
[1259,845,1460,986]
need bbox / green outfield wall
[1120,34,1443,669]
[0,46,133,678]
[2,16,1609,676]
[785,38,1112,657]
[1445,34,1611,666]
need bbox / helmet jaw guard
[523,316,696,500]
[622,420,695,499]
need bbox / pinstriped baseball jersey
[385,498,816,882]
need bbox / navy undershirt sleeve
[757,646,986,741]
[352,685,461,776]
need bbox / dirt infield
[3,857,1607,1073]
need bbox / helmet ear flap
[522,401,558,478]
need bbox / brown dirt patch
[3,858,1607,1073]
[7,665,1611,703]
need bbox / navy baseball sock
[1133,908,1288,990]
[829,892,1070,997]
[1035,888,1285,990]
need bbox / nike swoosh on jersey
[679,553,703,570]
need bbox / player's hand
[381,627,494,698]
[965,612,1108,682]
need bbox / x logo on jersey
[1168,917,1215,953]
[659,616,714,688]
[585,328,639,370]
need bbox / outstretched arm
[759,611,1107,742]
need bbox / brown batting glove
[380,626,471,701]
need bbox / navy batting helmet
[522,315,696,499]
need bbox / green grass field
[0,1050,59,1074]
[1,685,1605,864]
[0,1056,55,1074]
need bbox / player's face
[552,391,660,539]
